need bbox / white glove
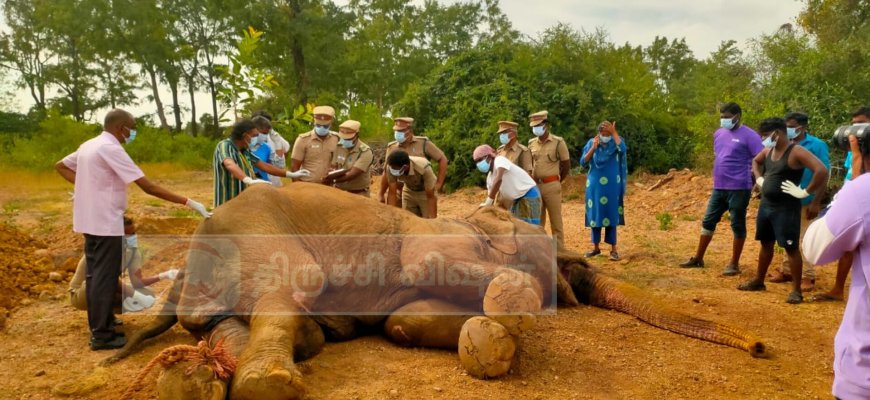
[185,198,212,218]
[158,269,179,281]
[242,176,271,186]
[122,290,156,313]
[781,181,809,199]
[286,169,312,179]
[479,197,495,207]
[755,177,764,187]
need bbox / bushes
[0,113,219,171]
[395,27,695,190]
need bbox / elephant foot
[231,358,305,400]
[157,363,227,400]
[483,269,542,336]
[458,316,516,379]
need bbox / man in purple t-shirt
[680,103,764,276]
[803,139,870,399]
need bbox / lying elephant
[106,183,764,399]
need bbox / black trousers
[84,234,122,341]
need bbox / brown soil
[0,167,843,399]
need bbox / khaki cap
[313,106,336,124]
[497,121,518,133]
[528,110,548,127]
[338,120,361,139]
[393,117,414,131]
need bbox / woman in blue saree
[580,121,627,261]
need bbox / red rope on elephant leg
[120,339,237,399]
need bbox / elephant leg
[384,299,479,348]
[230,292,311,400]
[156,317,248,400]
[460,269,543,379]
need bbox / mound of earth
[0,224,57,314]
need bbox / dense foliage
[0,0,867,188]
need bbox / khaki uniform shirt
[529,134,570,180]
[497,142,534,176]
[291,130,339,182]
[386,156,437,192]
[333,140,374,192]
[384,136,446,163]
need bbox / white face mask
[532,125,545,136]
[125,234,138,248]
[388,166,404,176]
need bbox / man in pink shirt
[55,109,211,350]
[804,132,870,399]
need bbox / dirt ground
[0,166,845,399]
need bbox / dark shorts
[701,189,751,238]
[755,203,801,249]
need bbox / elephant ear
[466,207,518,255]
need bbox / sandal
[737,280,766,291]
[811,293,843,302]
[585,249,601,258]
[679,257,704,268]
[786,291,804,304]
[609,251,620,261]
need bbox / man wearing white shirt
[473,144,542,225]
[252,114,291,187]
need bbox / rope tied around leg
[121,338,237,399]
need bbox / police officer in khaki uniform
[385,150,438,218]
[528,110,570,249]
[378,117,448,204]
[324,120,374,197]
[496,120,534,208]
[291,105,340,183]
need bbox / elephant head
[463,206,550,255]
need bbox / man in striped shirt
[213,119,311,207]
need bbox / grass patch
[169,209,199,218]
[564,189,580,202]
[655,212,673,231]
[3,200,23,214]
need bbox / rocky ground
[0,166,845,399]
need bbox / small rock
[433,386,443,392]
[389,389,398,396]
[39,291,52,301]
[521,381,528,386]
[48,272,63,282]
[20,299,33,306]
[34,370,45,377]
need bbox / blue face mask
[532,125,545,137]
[499,133,510,145]
[314,125,330,137]
[394,130,406,143]
[388,166,404,177]
[762,136,774,148]
[248,134,258,147]
[786,127,799,140]
[599,135,612,143]
[340,138,355,149]
[125,129,137,144]
[476,159,490,173]
[720,118,735,130]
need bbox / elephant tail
[561,256,765,358]
[99,272,184,366]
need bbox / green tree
[0,0,52,113]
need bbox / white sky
[1,0,803,122]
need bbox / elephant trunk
[100,272,185,366]
[565,262,765,358]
